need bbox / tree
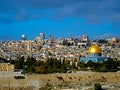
[102,59,118,71]
[36,60,44,66]
[77,61,87,69]
[97,39,107,43]
[93,58,119,72]
[22,66,35,74]
[14,56,25,69]
[87,60,96,68]
[22,56,36,74]
[10,59,15,64]
[26,56,36,67]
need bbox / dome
[21,34,26,40]
[88,45,101,54]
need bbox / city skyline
[0,0,120,41]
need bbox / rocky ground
[0,71,120,90]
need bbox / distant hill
[94,33,120,40]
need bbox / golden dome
[88,45,101,54]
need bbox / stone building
[0,63,14,72]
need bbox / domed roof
[88,45,101,54]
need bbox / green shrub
[94,83,102,90]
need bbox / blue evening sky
[0,0,120,40]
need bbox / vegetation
[78,58,120,72]
[94,83,103,90]
[9,56,68,74]
[15,56,25,69]
[97,39,108,44]
[0,57,9,63]
[8,56,120,74]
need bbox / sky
[0,0,120,41]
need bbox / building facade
[0,63,14,72]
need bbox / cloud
[0,0,80,12]
[55,0,120,23]
[14,9,29,21]
[0,0,120,24]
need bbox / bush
[94,83,102,90]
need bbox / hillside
[0,71,120,90]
